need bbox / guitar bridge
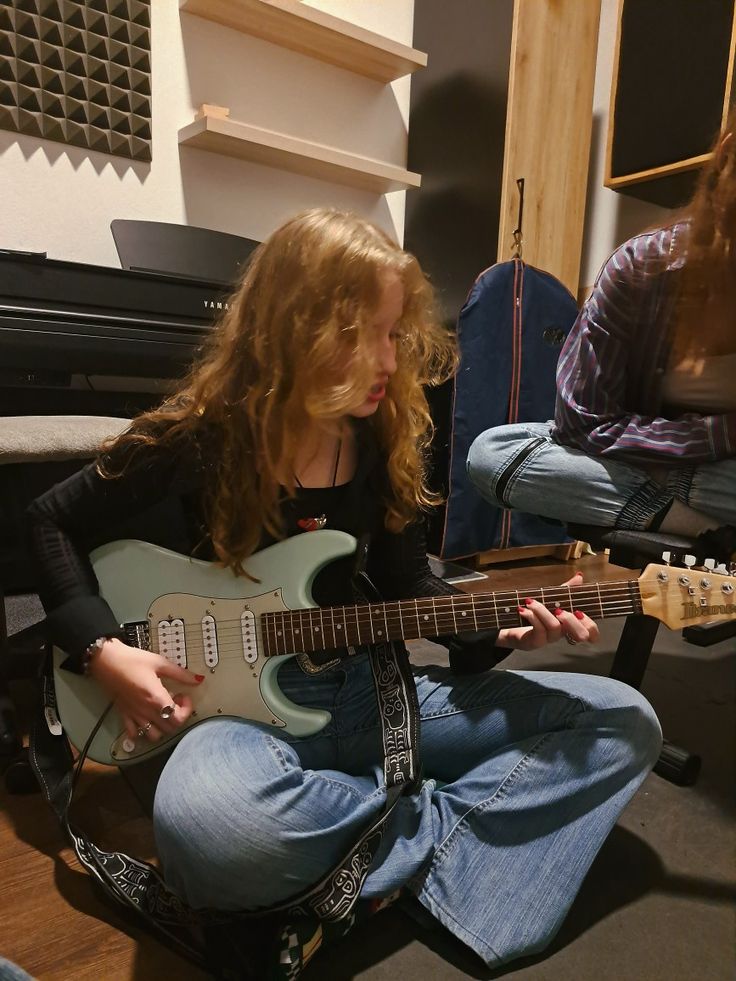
[122,620,151,651]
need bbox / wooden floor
[0,551,635,980]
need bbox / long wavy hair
[668,104,736,362]
[100,208,457,574]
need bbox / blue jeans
[153,653,661,968]
[467,421,736,530]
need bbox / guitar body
[53,531,357,766]
[53,530,736,768]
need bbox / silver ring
[565,634,578,646]
[159,704,176,720]
[137,721,153,738]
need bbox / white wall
[579,0,675,290]
[1,0,415,268]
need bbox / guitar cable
[60,703,207,968]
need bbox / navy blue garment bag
[440,258,578,560]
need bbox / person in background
[468,107,736,563]
[27,209,659,979]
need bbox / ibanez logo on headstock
[639,550,736,630]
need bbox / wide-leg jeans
[154,654,661,968]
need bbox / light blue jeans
[467,421,736,530]
[153,653,661,968]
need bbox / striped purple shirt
[553,222,736,464]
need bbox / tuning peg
[704,558,716,571]
[661,551,672,565]
[683,554,696,569]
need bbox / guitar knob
[122,737,136,754]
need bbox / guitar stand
[569,526,704,787]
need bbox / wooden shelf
[178,114,422,193]
[605,152,713,191]
[179,0,428,82]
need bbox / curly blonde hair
[101,208,457,573]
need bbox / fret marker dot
[277,630,282,636]
[423,615,429,621]
[295,629,300,634]
[378,630,383,635]
[315,627,320,632]
[504,607,510,613]
[337,624,342,629]
[461,611,467,617]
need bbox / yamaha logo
[203,299,230,311]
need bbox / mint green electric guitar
[53,532,736,766]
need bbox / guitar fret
[414,599,421,638]
[277,610,286,654]
[596,583,604,620]
[380,602,389,642]
[316,607,324,650]
[335,606,346,648]
[295,608,304,652]
[329,605,337,649]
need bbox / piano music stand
[111,220,259,286]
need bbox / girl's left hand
[495,572,601,651]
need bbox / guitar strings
[141,582,658,661]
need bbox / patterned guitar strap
[29,564,423,980]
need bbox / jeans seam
[419,690,566,721]
[417,732,554,958]
[266,734,383,805]
[499,439,552,504]
[431,731,553,866]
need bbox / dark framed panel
[606,0,735,206]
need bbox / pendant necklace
[295,433,342,531]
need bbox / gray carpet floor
[307,620,735,981]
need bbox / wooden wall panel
[498,0,601,296]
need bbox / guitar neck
[261,579,643,656]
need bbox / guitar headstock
[639,552,736,629]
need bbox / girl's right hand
[87,637,204,742]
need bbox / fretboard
[260,579,643,657]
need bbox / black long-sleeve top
[27,421,506,674]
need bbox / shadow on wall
[178,13,409,163]
[177,145,401,245]
[0,129,149,182]
[405,73,508,322]
[177,11,409,245]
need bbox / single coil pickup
[202,613,219,668]
[241,610,257,664]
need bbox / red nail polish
[195,674,205,683]
[574,610,585,620]
[524,597,534,606]
[518,606,526,615]
[553,608,564,617]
